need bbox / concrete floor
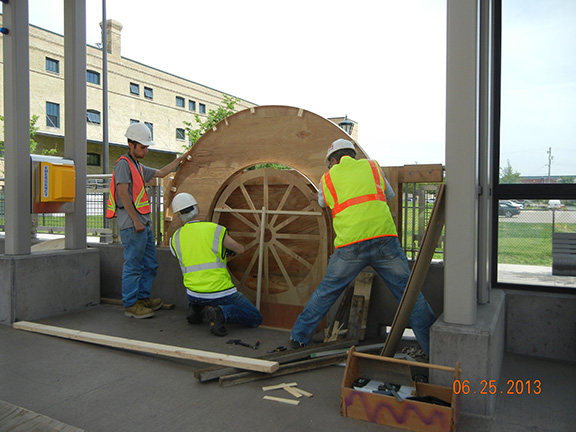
[1,304,574,432]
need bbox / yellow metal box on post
[31,155,76,213]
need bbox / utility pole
[546,147,553,183]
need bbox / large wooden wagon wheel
[211,168,332,328]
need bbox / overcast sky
[23,0,575,177]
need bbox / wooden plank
[292,387,313,398]
[13,321,279,373]
[382,184,446,357]
[353,272,373,340]
[195,338,355,382]
[262,382,298,391]
[398,164,444,183]
[263,395,300,406]
[347,295,364,342]
[284,386,303,398]
[219,353,347,387]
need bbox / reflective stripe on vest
[321,157,397,248]
[106,155,151,218]
[172,224,227,274]
[170,222,234,295]
[323,159,386,218]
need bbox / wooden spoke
[211,168,332,328]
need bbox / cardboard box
[341,347,461,432]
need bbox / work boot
[187,304,204,325]
[204,306,227,337]
[125,302,154,319]
[290,338,306,349]
[139,297,164,311]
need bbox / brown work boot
[125,302,154,319]
[203,306,227,337]
[139,297,164,311]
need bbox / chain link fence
[2,176,572,272]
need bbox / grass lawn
[498,222,576,266]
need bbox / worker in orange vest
[290,139,436,356]
[107,122,185,319]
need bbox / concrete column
[444,0,479,325]
[3,0,31,255]
[64,0,87,249]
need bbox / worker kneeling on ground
[290,139,436,356]
[170,193,263,336]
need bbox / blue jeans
[120,226,159,307]
[188,292,263,327]
[290,236,436,355]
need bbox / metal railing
[0,175,164,245]
[0,177,442,256]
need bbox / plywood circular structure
[164,105,368,328]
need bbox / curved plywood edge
[163,105,366,243]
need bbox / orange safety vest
[106,155,151,219]
[321,157,397,248]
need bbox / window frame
[46,57,60,74]
[86,109,101,125]
[46,102,60,128]
[86,70,101,85]
[130,83,140,96]
[491,0,576,293]
[144,87,154,100]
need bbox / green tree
[183,95,239,149]
[559,176,574,184]
[499,159,521,184]
[0,114,41,155]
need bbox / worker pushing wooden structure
[163,105,443,329]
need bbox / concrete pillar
[444,0,478,325]
[64,0,87,249]
[2,0,31,255]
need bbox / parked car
[499,202,521,218]
[504,200,524,209]
[548,200,562,210]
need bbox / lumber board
[263,395,300,406]
[262,382,298,391]
[218,353,347,387]
[382,184,446,357]
[194,339,355,382]
[353,272,373,340]
[13,321,278,373]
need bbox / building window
[176,128,186,141]
[189,100,196,111]
[46,57,60,73]
[145,122,154,139]
[130,83,140,95]
[130,119,139,124]
[86,109,101,124]
[144,87,154,99]
[176,96,185,108]
[46,102,60,128]
[87,153,101,166]
[87,70,101,85]
[199,103,206,114]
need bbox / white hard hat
[325,138,356,165]
[125,122,155,146]
[172,193,198,214]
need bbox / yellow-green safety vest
[321,156,397,248]
[170,222,234,295]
